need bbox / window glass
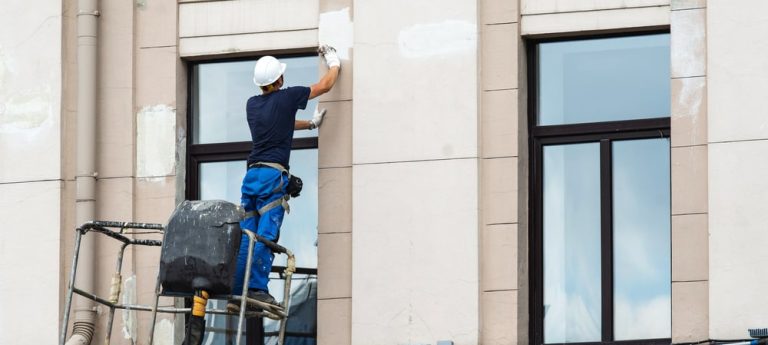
[199,301,245,344]
[200,160,246,202]
[538,34,670,125]
[265,275,317,344]
[275,148,318,269]
[612,138,671,340]
[193,56,319,144]
[543,143,602,343]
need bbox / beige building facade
[1,0,767,344]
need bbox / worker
[228,45,341,311]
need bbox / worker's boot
[227,289,279,314]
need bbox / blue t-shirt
[246,86,310,169]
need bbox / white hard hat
[252,56,287,87]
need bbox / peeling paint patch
[0,45,8,86]
[319,7,353,61]
[679,78,704,118]
[152,318,175,345]
[121,275,138,341]
[398,21,476,59]
[0,45,52,133]
[0,90,52,132]
[138,176,168,184]
[137,105,176,178]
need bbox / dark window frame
[185,53,320,345]
[527,30,672,345]
[186,138,318,201]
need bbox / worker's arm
[309,45,341,100]
[294,120,312,130]
[295,107,326,131]
[309,66,339,100]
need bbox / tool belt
[287,175,303,198]
[244,162,303,219]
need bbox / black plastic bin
[159,200,244,296]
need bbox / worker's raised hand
[319,44,341,69]
[308,107,327,130]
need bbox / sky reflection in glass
[612,138,671,340]
[200,160,245,203]
[538,34,670,125]
[543,143,602,343]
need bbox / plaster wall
[0,181,62,344]
[352,159,479,345]
[0,1,62,183]
[708,0,768,338]
[0,1,63,343]
[178,0,319,58]
[352,1,478,163]
[352,0,480,344]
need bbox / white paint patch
[398,20,476,59]
[319,7,353,60]
[137,105,176,178]
[152,318,175,345]
[671,9,705,78]
[121,275,138,341]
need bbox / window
[188,54,319,344]
[529,33,671,345]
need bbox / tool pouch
[287,175,303,198]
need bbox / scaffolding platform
[59,214,296,345]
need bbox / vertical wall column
[479,0,522,344]
[133,0,180,342]
[352,1,480,344]
[707,0,768,339]
[670,0,709,343]
[90,1,137,342]
[317,0,354,344]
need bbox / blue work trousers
[232,166,288,293]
